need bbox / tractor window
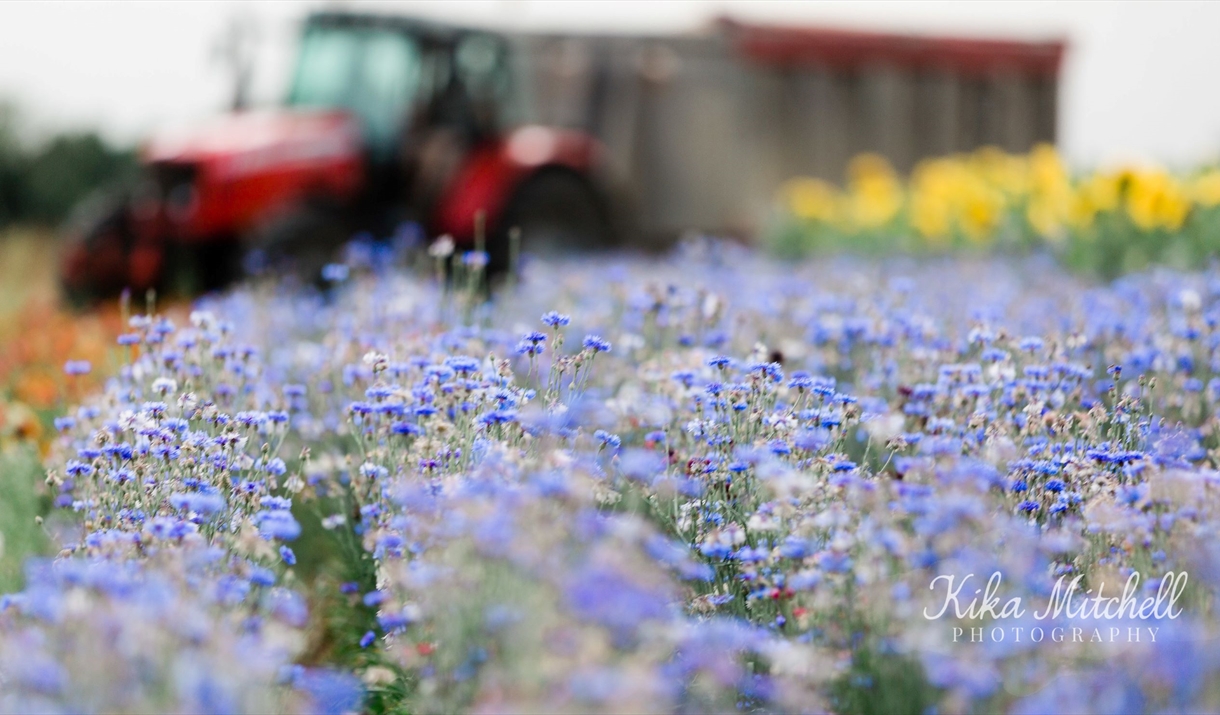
[290,26,423,159]
[456,34,515,127]
[356,33,422,155]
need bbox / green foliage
[829,640,940,715]
[0,102,135,228]
[0,445,49,592]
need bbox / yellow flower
[1125,169,1188,231]
[782,177,842,225]
[908,156,1005,245]
[908,158,957,243]
[1026,144,1072,240]
[1189,170,1220,208]
[845,154,904,230]
[959,182,1005,243]
[1027,196,1066,240]
[777,145,1210,250]
[1029,144,1069,194]
[1081,172,1122,213]
[971,145,1030,198]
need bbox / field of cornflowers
[774,146,1220,279]
[4,230,1220,714]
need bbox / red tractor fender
[431,126,602,244]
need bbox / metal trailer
[512,18,1066,245]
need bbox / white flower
[429,235,455,258]
[363,351,388,373]
[152,377,178,396]
[189,310,216,329]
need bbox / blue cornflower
[250,567,277,587]
[65,460,93,477]
[280,545,297,565]
[779,536,811,560]
[321,263,350,282]
[819,551,853,573]
[365,386,394,401]
[391,421,424,437]
[1044,478,1066,493]
[1116,483,1148,507]
[445,355,481,373]
[359,631,376,648]
[486,408,520,424]
[541,311,571,327]
[258,510,302,541]
[671,370,696,388]
[735,546,769,563]
[750,362,784,382]
[516,340,544,356]
[377,609,414,632]
[462,250,489,268]
[360,463,389,480]
[1017,500,1039,513]
[582,335,611,353]
[292,668,365,715]
[170,491,226,516]
[63,360,91,375]
[707,355,733,369]
[788,372,814,390]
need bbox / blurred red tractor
[60,12,615,300]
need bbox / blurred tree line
[0,103,136,228]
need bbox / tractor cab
[289,15,514,160]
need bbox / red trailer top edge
[719,17,1066,77]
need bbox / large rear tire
[244,202,351,287]
[492,168,615,278]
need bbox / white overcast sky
[0,0,1217,169]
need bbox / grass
[0,446,47,592]
[0,226,58,314]
[0,228,83,591]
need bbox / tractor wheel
[244,202,350,286]
[59,190,138,307]
[162,240,243,297]
[493,168,615,278]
